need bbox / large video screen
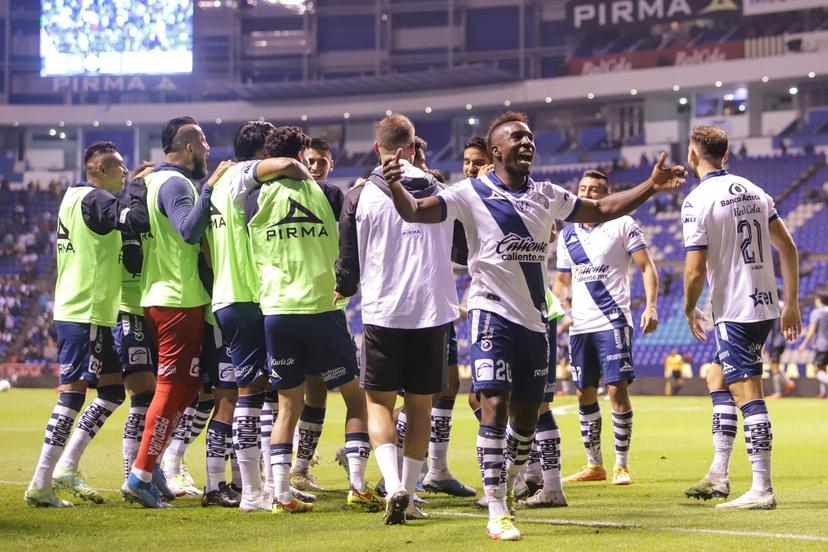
[40,0,193,76]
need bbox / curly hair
[263,126,312,159]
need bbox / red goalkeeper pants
[132,306,204,475]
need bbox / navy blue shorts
[215,303,268,388]
[713,320,774,385]
[201,323,236,393]
[265,310,358,391]
[543,319,558,403]
[112,313,156,376]
[448,322,458,366]
[469,309,549,404]
[57,321,119,386]
[569,326,634,389]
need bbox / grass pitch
[1,389,827,551]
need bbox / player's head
[263,126,312,164]
[162,116,210,180]
[817,294,828,308]
[670,347,678,355]
[463,136,491,178]
[374,113,415,165]
[234,121,276,161]
[427,168,446,183]
[413,136,428,170]
[688,125,729,178]
[577,169,610,200]
[304,138,334,181]
[83,141,127,193]
[487,111,534,177]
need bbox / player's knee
[97,383,126,406]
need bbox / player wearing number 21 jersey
[681,125,800,510]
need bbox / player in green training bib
[245,126,378,514]
[26,142,151,508]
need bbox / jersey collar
[486,171,533,197]
[700,168,728,183]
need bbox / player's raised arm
[570,153,687,224]
[769,217,801,342]
[255,156,312,183]
[383,148,444,224]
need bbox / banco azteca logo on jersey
[266,198,328,240]
[495,232,547,263]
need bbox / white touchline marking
[432,511,828,543]
[1,480,120,493]
[551,404,576,416]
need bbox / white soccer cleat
[520,489,568,508]
[486,514,521,541]
[715,489,777,510]
[685,475,730,500]
[239,493,273,512]
[25,483,72,507]
[167,473,202,497]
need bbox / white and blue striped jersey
[682,169,780,324]
[556,217,647,335]
[438,172,580,333]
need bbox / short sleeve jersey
[556,216,647,335]
[437,172,580,333]
[682,169,780,324]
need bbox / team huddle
[23,112,801,541]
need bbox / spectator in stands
[738,143,747,157]
[664,348,685,396]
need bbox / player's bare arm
[383,148,443,223]
[632,248,659,334]
[256,157,312,183]
[571,153,687,224]
[684,249,708,341]
[769,217,802,342]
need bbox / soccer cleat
[412,493,428,505]
[347,487,385,511]
[715,489,776,510]
[167,473,202,497]
[405,504,429,521]
[476,495,489,509]
[24,483,72,507]
[291,486,317,503]
[374,478,387,498]
[520,489,568,508]
[53,467,104,504]
[229,483,243,498]
[334,447,351,479]
[239,493,273,512]
[384,489,410,525]
[563,464,607,483]
[512,474,531,499]
[486,515,521,541]
[125,474,170,509]
[685,475,730,501]
[201,482,242,508]
[152,464,177,502]
[290,470,325,492]
[612,466,632,486]
[422,473,477,497]
[272,497,313,514]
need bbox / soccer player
[382,111,685,539]
[247,126,377,514]
[124,116,233,508]
[290,136,346,493]
[682,125,801,510]
[554,169,659,486]
[25,142,150,507]
[336,114,460,523]
[462,136,492,179]
[798,294,828,398]
[207,120,315,510]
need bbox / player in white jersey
[382,111,686,540]
[681,126,800,510]
[554,170,659,486]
